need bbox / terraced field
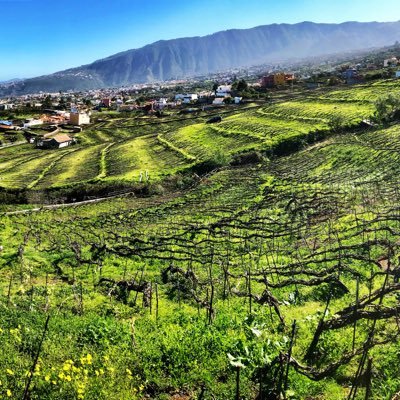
[4,78,400,399]
[260,99,373,125]
[35,144,106,188]
[0,148,75,189]
[318,79,400,103]
[4,116,400,398]
[106,135,190,182]
[0,83,389,191]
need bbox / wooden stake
[23,315,50,400]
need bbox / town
[1,44,400,149]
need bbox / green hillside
[2,81,400,399]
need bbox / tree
[58,97,67,110]
[42,95,52,109]
[373,94,400,123]
[236,79,248,92]
[328,114,345,132]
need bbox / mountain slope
[2,21,400,95]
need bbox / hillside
[2,20,400,95]
[2,80,400,398]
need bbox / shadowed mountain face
[2,21,400,95]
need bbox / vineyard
[0,81,389,191]
[1,80,400,399]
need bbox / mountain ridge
[2,20,400,96]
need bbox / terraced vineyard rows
[106,135,190,182]
[35,144,107,188]
[3,125,400,398]
[0,84,386,191]
[318,80,400,103]
[260,100,374,125]
[0,148,76,189]
[3,81,400,398]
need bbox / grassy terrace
[2,80,400,398]
[106,135,190,182]
[0,84,384,191]
[2,119,400,398]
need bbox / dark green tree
[42,95,52,109]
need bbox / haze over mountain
[2,20,400,96]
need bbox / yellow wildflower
[6,389,12,397]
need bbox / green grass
[36,145,106,188]
[0,148,74,189]
[106,134,190,181]
[164,123,261,161]
[3,80,400,398]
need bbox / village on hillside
[1,47,400,150]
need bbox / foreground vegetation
[2,80,400,399]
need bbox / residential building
[0,120,14,131]
[212,98,225,105]
[343,68,362,85]
[175,94,198,103]
[69,112,90,126]
[156,98,168,108]
[273,73,286,85]
[36,134,74,149]
[0,104,14,111]
[384,57,398,67]
[215,85,231,97]
[260,73,292,88]
[101,98,112,107]
[260,75,275,88]
[23,118,44,128]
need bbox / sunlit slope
[0,82,394,190]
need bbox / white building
[396,71,400,78]
[384,57,398,67]
[157,98,168,106]
[212,98,225,105]
[23,118,44,128]
[0,103,14,111]
[69,112,90,126]
[215,85,232,97]
[175,93,198,103]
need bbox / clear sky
[0,0,399,81]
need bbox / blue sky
[0,0,399,81]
